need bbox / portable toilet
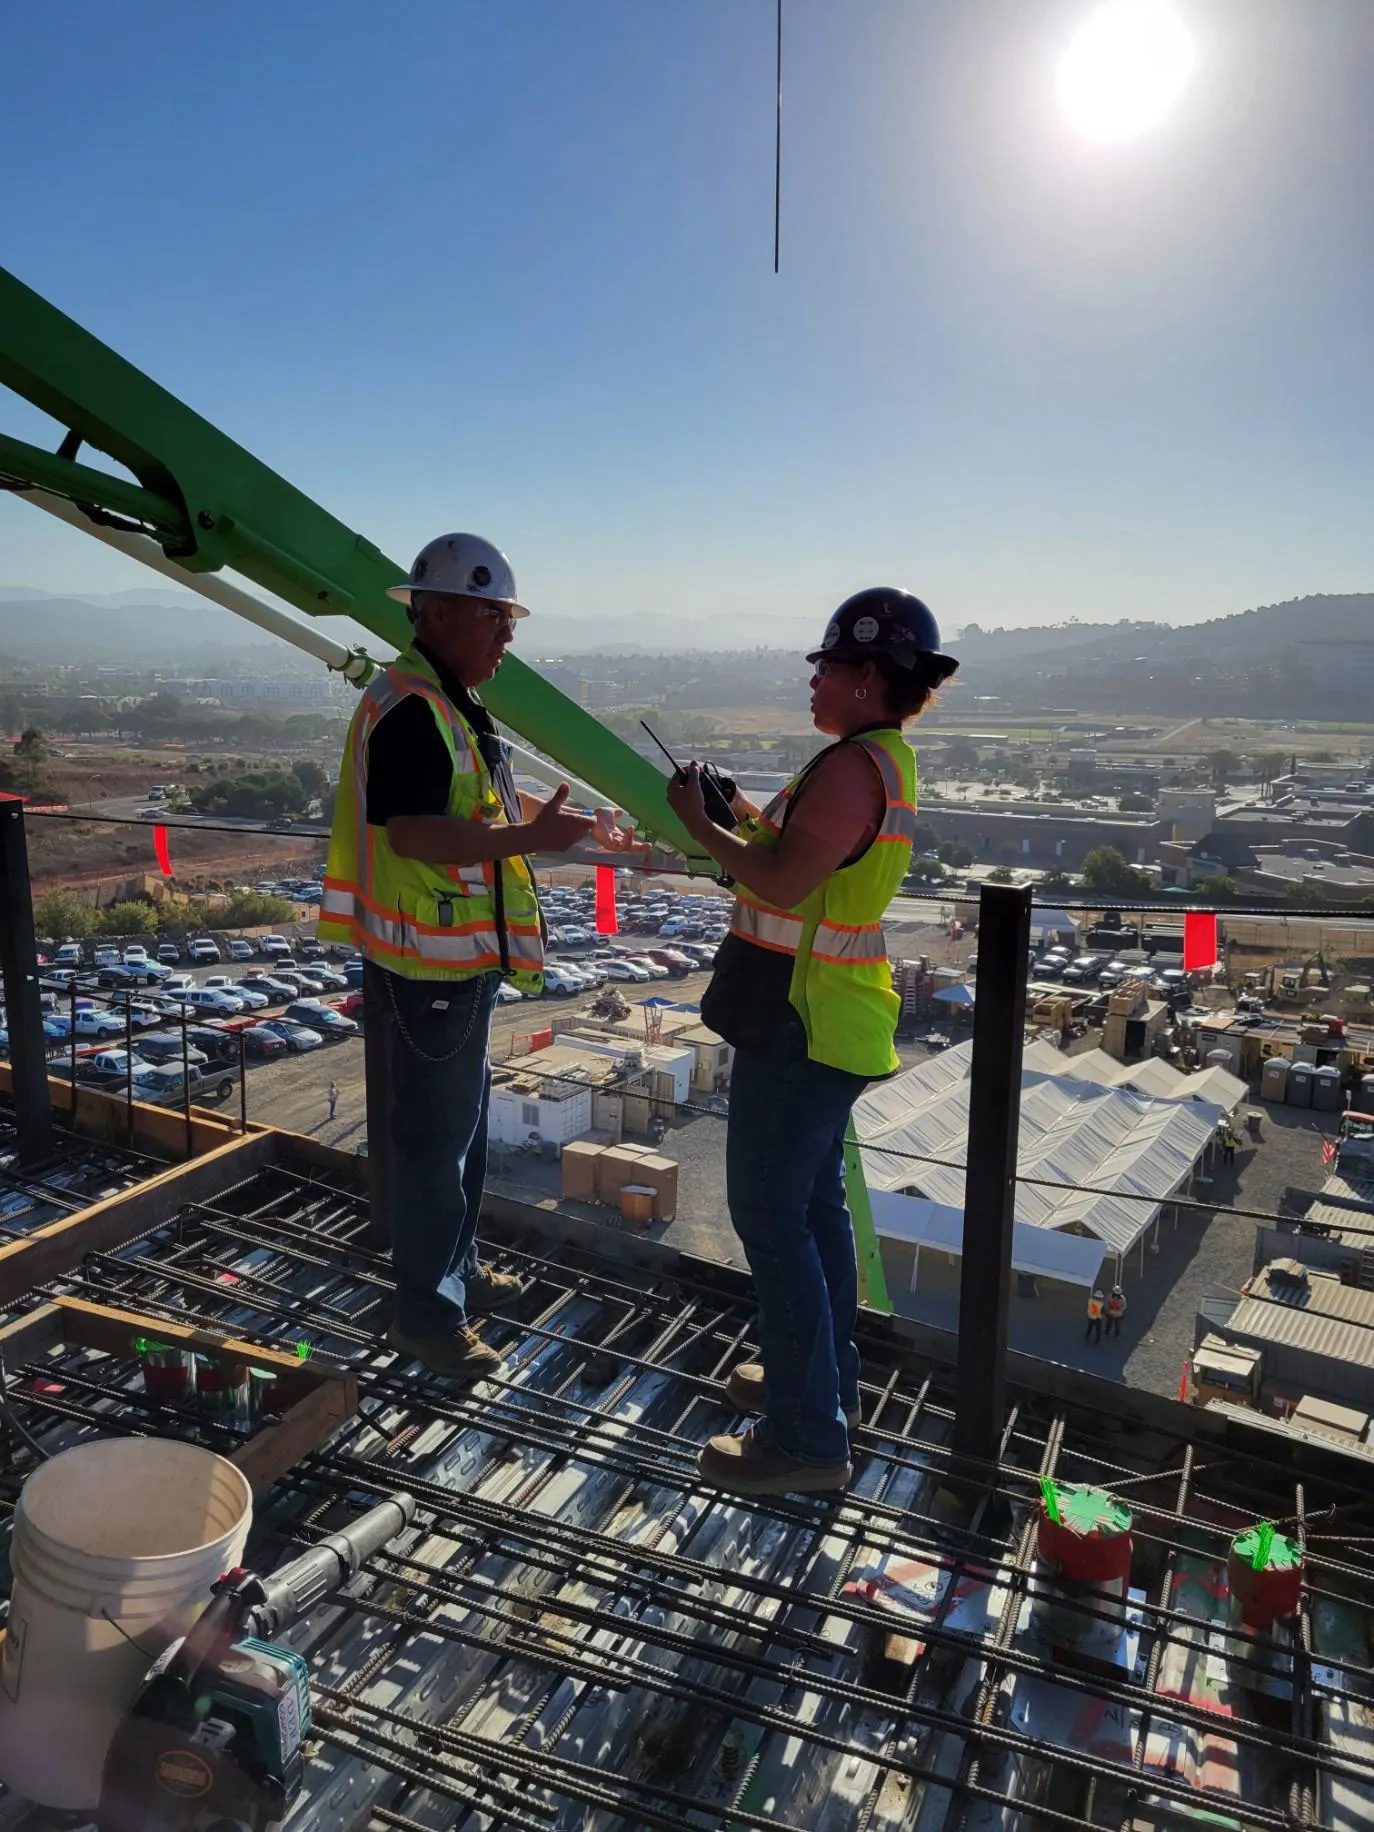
[1313,1066,1344,1114]
[1288,1062,1314,1109]
[1361,1072,1374,1109]
[1261,1057,1290,1104]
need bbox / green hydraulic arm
[0,264,705,864]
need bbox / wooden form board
[0,1294,357,1495]
[0,1130,279,1307]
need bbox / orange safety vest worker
[1087,1295,1104,1321]
[318,646,543,991]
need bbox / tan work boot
[698,1423,851,1496]
[465,1264,524,1315]
[725,1361,862,1431]
[387,1323,503,1383]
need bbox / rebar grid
[0,1158,1368,1829]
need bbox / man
[1085,1289,1104,1345]
[327,1080,339,1121]
[1222,1125,1237,1167]
[319,533,598,1381]
[1105,1284,1126,1339]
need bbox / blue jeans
[726,1021,868,1464]
[368,964,499,1336]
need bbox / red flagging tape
[594,864,618,935]
[1183,911,1217,972]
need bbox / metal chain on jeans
[381,968,491,1065]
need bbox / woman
[667,588,957,1496]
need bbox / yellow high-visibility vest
[318,647,543,991]
[728,729,918,1077]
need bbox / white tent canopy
[869,1191,1107,1288]
[853,1041,1227,1260]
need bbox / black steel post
[952,882,1032,1471]
[238,1026,248,1134]
[0,795,54,1162]
[124,999,135,1144]
[68,975,78,1118]
[179,1004,193,1156]
[362,959,392,1247]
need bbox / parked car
[301,964,348,991]
[92,946,120,968]
[155,941,181,964]
[134,1033,211,1068]
[187,938,221,964]
[255,1018,324,1052]
[182,986,245,1016]
[296,939,324,961]
[646,948,694,976]
[122,945,150,966]
[53,943,83,969]
[238,974,297,1002]
[1098,959,1130,988]
[343,959,364,987]
[600,957,650,983]
[259,934,292,959]
[131,1062,236,1108]
[227,938,255,961]
[185,1024,245,1066]
[240,1024,287,1059]
[102,992,165,1030]
[74,1048,147,1088]
[283,999,358,1037]
[1032,951,1071,980]
[162,973,197,999]
[636,957,671,980]
[542,965,583,996]
[204,975,268,1011]
[494,982,522,1004]
[336,990,366,1020]
[1061,954,1107,987]
[69,1006,125,1040]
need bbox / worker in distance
[320,533,631,1382]
[669,589,957,1496]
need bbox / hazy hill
[2,584,1369,668]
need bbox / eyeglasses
[812,659,859,678]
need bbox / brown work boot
[725,1361,862,1431]
[387,1323,503,1384]
[465,1264,524,1315]
[698,1423,851,1496]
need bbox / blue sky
[2,0,1371,634]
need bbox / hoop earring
[854,686,868,701]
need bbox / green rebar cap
[1233,1522,1301,1572]
[1041,1483,1132,1537]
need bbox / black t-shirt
[364,641,519,826]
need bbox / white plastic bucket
[0,1438,252,1809]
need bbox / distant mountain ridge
[1,585,1368,665]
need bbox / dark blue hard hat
[807,588,958,680]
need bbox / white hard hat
[386,533,529,618]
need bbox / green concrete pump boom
[0,264,705,864]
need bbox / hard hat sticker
[853,616,880,642]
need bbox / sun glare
[1057,1,1194,141]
